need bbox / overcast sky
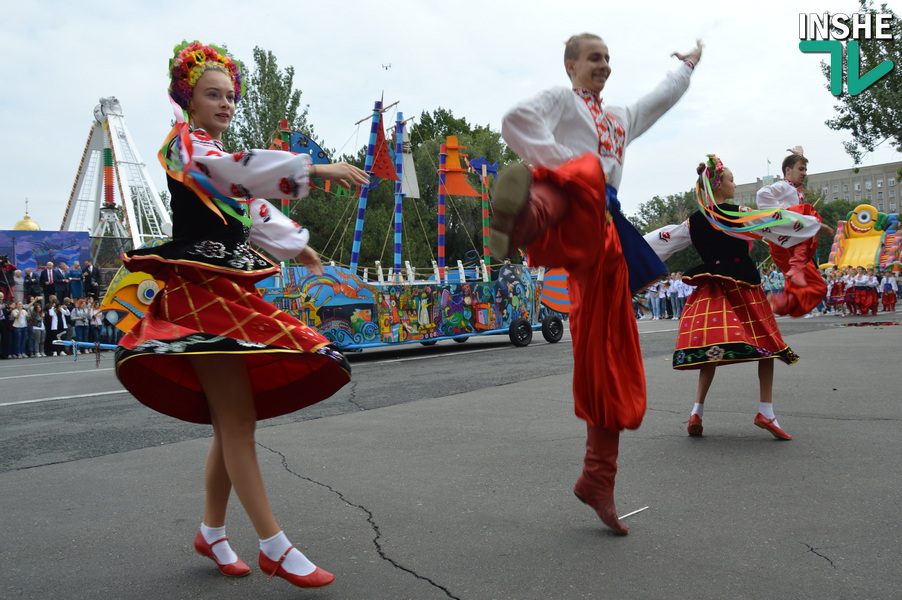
[2,0,899,232]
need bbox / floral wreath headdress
[168,41,245,109]
[699,153,724,192]
[160,41,251,226]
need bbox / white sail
[401,129,420,199]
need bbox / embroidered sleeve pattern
[247,199,311,261]
[643,221,692,261]
[189,130,313,200]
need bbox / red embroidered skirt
[673,274,798,369]
[116,260,350,424]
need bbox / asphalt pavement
[2,314,900,600]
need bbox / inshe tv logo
[799,12,895,96]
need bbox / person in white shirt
[10,301,29,358]
[46,300,69,356]
[644,281,658,319]
[756,148,834,317]
[668,272,684,319]
[488,33,702,535]
[880,268,898,311]
[841,267,857,315]
[854,266,880,315]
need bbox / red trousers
[855,288,878,315]
[518,155,645,432]
[767,204,827,317]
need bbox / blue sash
[607,184,668,294]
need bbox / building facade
[734,160,902,213]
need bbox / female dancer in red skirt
[668,157,798,440]
[826,271,846,315]
[115,41,367,588]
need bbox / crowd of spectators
[0,260,121,359]
[634,272,694,320]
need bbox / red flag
[371,115,400,181]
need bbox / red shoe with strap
[193,531,251,577]
[259,546,335,588]
[754,413,792,440]
[687,414,703,436]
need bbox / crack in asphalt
[801,542,837,569]
[258,442,462,600]
[343,380,367,411]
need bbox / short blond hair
[564,33,603,64]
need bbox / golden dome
[13,214,40,231]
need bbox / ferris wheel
[62,97,171,264]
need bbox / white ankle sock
[758,403,780,427]
[200,523,239,564]
[260,531,316,576]
[691,403,704,417]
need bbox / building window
[844,195,850,201]
[878,203,884,211]
[854,183,861,191]
[878,191,884,200]
[844,184,849,192]
[891,190,897,198]
[855,194,861,201]
[865,181,872,190]
[833,185,839,193]
[890,178,896,186]
[866,194,872,200]
[891,203,897,211]
[877,179,883,188]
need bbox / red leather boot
[573,424,629,535]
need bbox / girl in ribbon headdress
[115,41,368,589]
[645,156,800,440]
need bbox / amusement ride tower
[62,97,171,267]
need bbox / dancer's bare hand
[672,39,703,66]
[786,145,805,156]
[297,246,324,276]
[819,222,835,237]
[311,162,370,190]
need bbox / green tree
[629,189,697,232]
[823,0,901,163]
[222,47,307,151]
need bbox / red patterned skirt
[673,274,798,369]
[827,281,845,306]
[115,260,350,424]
